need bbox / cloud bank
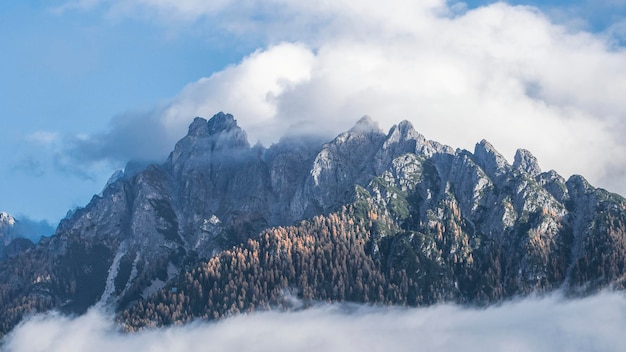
[3,292,626,352]
[60,0,626,196]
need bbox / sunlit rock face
[1,112,625,336]
[0,213,16,244]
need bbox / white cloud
[3,292,626,352]
[161,43,316,144]
[58,0,626,196]
[25,131,59,146]
[53,0,103,13]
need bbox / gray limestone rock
[513,148,542,176]
[1,112,625,335]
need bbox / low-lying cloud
[3,292,626,352]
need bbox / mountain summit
[1,113,625,335]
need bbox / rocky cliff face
[357,137,626,301]
[1,112,625,335]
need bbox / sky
[3,291,626,351]
[2,0,626,230]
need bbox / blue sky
[0,1,251,224]
[1,0,626,232]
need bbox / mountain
[0,213,16,244]
[1,112,626,335]
[0,213,35,262]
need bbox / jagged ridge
[0,112,625,336]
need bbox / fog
[4,292,625,352]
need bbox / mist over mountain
[0,112,625,337]
[4,292,626,352]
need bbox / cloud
[25,131,60,146]
[55,0,626,196]
[539,0,626,32]
[17,130,106,181]
[10,216,56,243]
[57,43,316,166]
[3,292,626,352]
[63,108,174,166]
[161,43,316,144]
[53,0,103,13]
[11,157,45,178]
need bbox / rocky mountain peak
[207,112,239,135]
[387,120,423,143]
[474,139,511,180]
[184,113,246,140]
[349,115,382,134]
[475,139,497,155]
[188,117,210,136]
[0,212,17,250]
[0,212,15,238]
[0,212,15,227]
[536,169,568,202]
[376,120,423,161]
[168,113,250,171]
[207,112,249,151]
[396,120,415,133]
[513,148,542,176]
[566,174,593,198]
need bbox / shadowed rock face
[1,112,625,335]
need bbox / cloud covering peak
[56,0,626,197]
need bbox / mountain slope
[1,112,625,335]
[121,128,626,329]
